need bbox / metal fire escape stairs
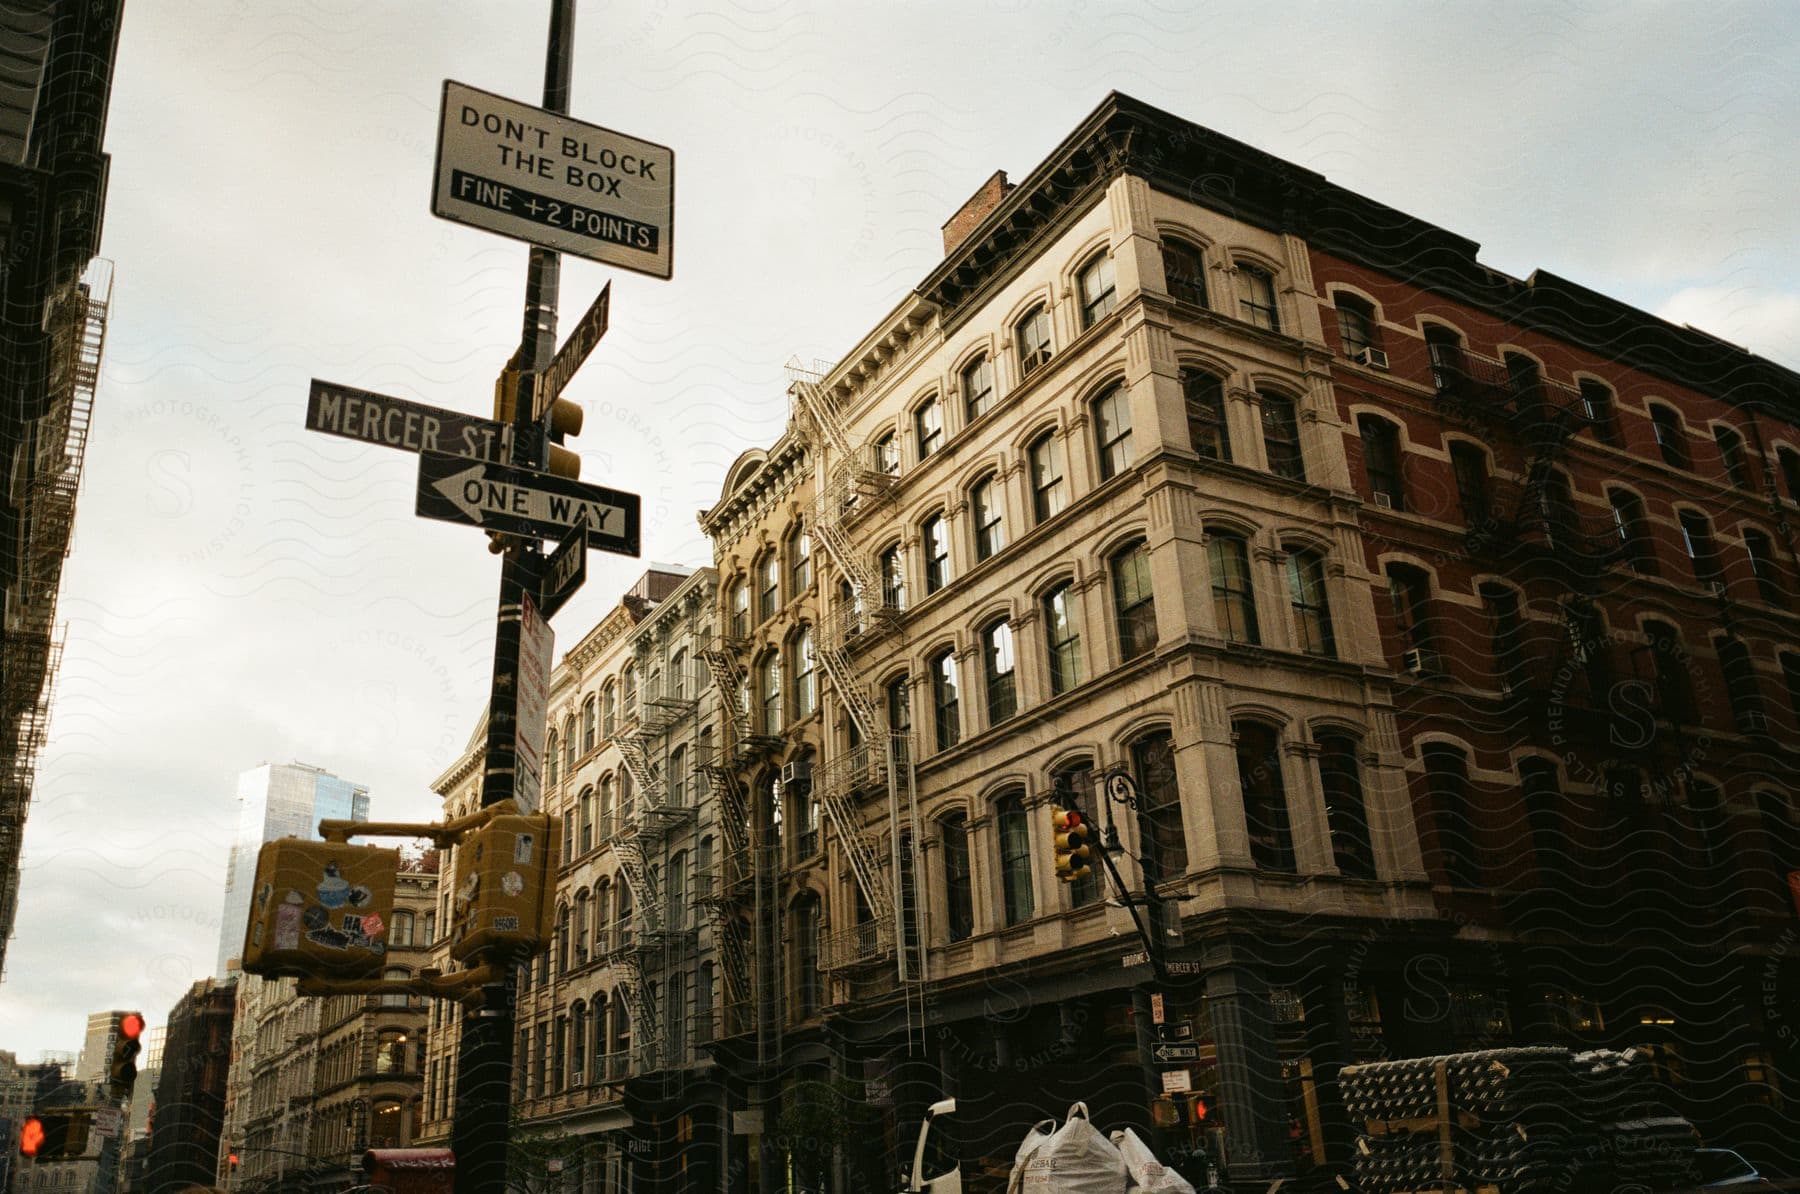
[787,362,924,1006]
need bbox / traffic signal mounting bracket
[317,799,515,849]
[297,962,505,1008]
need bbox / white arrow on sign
[432,462,622,535]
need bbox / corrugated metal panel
[0,1,52,166]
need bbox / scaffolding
[0,259,110,969]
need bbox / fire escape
[785,361,917,983]
[0,262,110,970]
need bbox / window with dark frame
[1518,758,1565,884]
[1093,384,1134,480]
[1359,415,1404,510]
[1482,583,1525,688]
[1162,238,1207,307]
[922,514,951,594]
[730,581,749,638]
[1717,636,1765,732]
[915,397,943,461]
[1422,744,1483,888]
[1286,548,1335,657]
[962,354,995,422]
[1451,443,1491,528]
[1112,540,1158,660]
[972,475,1005,561]
[1579,380,1621,446]
[1029,430,1066,522]
[983,619,1017,725]
[941,813,974,941]
[996,791,1035,924]
[931,649,960,751]
[792,895,821,1018]
[1336,294,1378,357]
[875,431,899,476]
[1388,565,1433,659]
[792,626,816,720]
[788,527,811,595]
[1079,253,1117,327]
[1183,369,1230,462]
[880,545,905,610]
[1714,425,1752,489]
[758,552,779,620]
[1016,306,1052,378]
[1425,325,1464,391]
[1133,729,1188,879]
[1318,734,1376,879]
[1233,721,1293,872]
[1651,405,1689,469]
[1234,263,1279,331]
[1044,583,1081,695]
[1260,392,1304,480]
[1745,529,1786,606]
[1208,533,1259,644]
[1678,509,1720,582]
[1609,488,1655,573]
[1781,447,1800,504]
[1645,621,1693,722]
[759,652,781,735]
[582,696,597,753]
[1781,653,1800,725]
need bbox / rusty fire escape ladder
[699,643,758,749]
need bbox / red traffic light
[119,1012,145,1041]
[20,1117,45,1157]
[229,1152,240,1167]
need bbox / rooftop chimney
[941,170,1013,256]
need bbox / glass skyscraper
[214,763,369,979]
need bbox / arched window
[582,695,597,753]
[791,627,816,720]
[1092,383,1133,480]
[1053,757,1102,906]
[389,910,415,948]
[1424,324,1465,391]
[1422,744,1481,887]
[1358,415,1404,510]
[1518,758,1565,884]
[1607,488,1654,573]
[963,354,995,421]
[667,969,688,1063]
[696,961,715,1044]
[1317,734,1374,878]
[880,545,906,610]
[601,683,617,738]
[555,904,570,974]
[915,395,943,461]
[574,891,590,965]
[1451,443,1491,526]
[1335,293,1378,357]
[546,731,560,788]
[730,579,750,638]
[1182,369,1229,462]
[370,1100,404,1150]
[1016,305,1052,378]
[1578,379,1621,446]
[1259,393,1303,480]
[1233,263,1279,331]
[983,618,1017,725]
[1744,529,1786,606]
[622,666,637,717]
[616,882,634,952]
[1678,509,1721,582]
[1481,583,1525,686]
[669,745,688,807]
[579,787,593,854]
[1079,252,1117,327]
[1387,564,1434,665]
[792,894,822,1017]
[1286,548,1334,657]
[1112,539,1158,659]
[1161,237,1207,307]
[1650,403,1689,469]
[791,771,818,859]
[1715,426,1751,489]
[609,990,630,1078]
[788,525,812,595]
[667,851,689,931]
[922,514,952,594]
[570,1001,586,1086]
[672,647,689,699]
[759,652,782,735]
[886,675,912,737]
[1044,582,1081,695]
[941,813,974,941]
[1234,722,1292,872]
[874,430,900,476]
[758,552,780,621]
[995,790,1035,924]
[1029,430,1066,522]
[971,474,1005,561]
[1717,636,1765,733]
[930,648,960,751]
[563,715,576,771]
[595,879,612,954]
[1207,533,1257,645]
[599,777,615,841]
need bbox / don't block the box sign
[241,840,400,979]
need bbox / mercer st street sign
[306,380,512,464]
[416,453,641,557]
[433,80,674,278]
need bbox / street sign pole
[452,3,574,1191]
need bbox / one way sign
[416,453,640,557]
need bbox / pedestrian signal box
[448,813,558,964]
[241,839,400,979]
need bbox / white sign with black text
[514,591,554,813]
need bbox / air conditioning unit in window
[1402,648,1437,675]
[1709,580,1728,596]
[1372,492,1393,510]
[781,760,812,790]
[1739,709,1769,735]
[1355,347,1390,370]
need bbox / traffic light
[1052,807,1093,882]
[494,368,583,480]
[18,1110,90,1159]
[240,840,401,980]
[447,811,559,964]
[108,1010,145,1099]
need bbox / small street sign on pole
[538,281,610,414]
[415,453,641,556]
[513,591,554,814]
[535,519,587,619]
[1152,1042,1200,1065]
[433,80,674,278]
[305,379,512,464]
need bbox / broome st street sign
[415,452,641,557]
[432,80,674,278]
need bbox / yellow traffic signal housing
[1052,807,1093,882]
[107,1011,145,1100]
[494,368,583,481]
[448,812,559,964]
[241,839,400,979]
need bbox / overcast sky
[1,0,1795,1060]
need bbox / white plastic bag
[1018,1103,1128,1193]
[1008,1120,1056,1193]
[1110,1127,1196,1193]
